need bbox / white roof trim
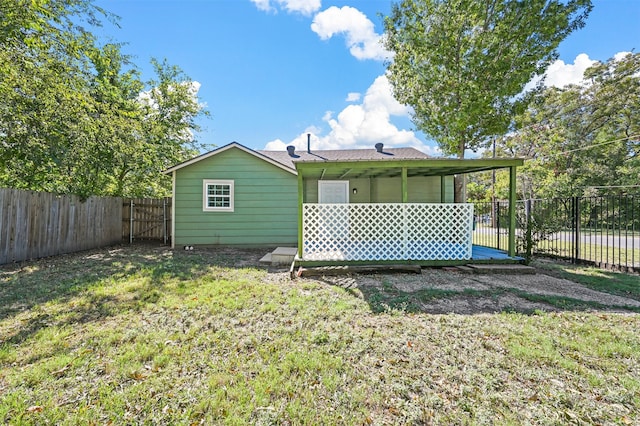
[163,142,298,175]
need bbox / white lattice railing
[302,203,474,261]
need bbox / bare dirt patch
[291,264,640,314]
[126,245,640,314]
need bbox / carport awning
[293,158,524,180]
[294,157,524,259]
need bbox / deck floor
[471,245,523,261]
[297,244,523,265]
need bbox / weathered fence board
[0,188,122,264]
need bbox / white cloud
[264,138,287,150]
[522,53,597,92]
[345,92,361,102]
[249,0,321,16]
[613,51,632,62]
[523,51,633,92]
[311,6,391,61]
[282,0,321,15]
[361,75,409,116]
[543,53,597,88]
[249,0,271,12]
[264,74,440,155]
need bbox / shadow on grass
[0,243,268,348]
[533,259,640,301]
[313,270,640,315]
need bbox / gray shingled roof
[258,147,430,170]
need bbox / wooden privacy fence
[0,188,122,264]
[122,198,171,244]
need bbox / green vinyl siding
[371,176,453,203]
[305,176,454,203]
[407,176,454,203]
[347,178,371,203]
[174,148,298,247]
[372,177,401,202]
[304,179,319,203]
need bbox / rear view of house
[164,141,453,249]
[165,141,522,265]
[164,143,299,248]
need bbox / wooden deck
[294,244,524,267]
[471,245,524,261]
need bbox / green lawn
[1,245,639,425]
[533,239,640,268]
[533,259,640,299]
[473,230,640,268]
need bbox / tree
[0,0,106,195]
[496,53,640,199]
[0,0,208,198]
[121,58,208,197]
[384,0,592,201]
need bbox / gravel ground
[345,268,640,314]
[194,246,640,314]
[264,266,638,316]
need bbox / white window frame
[203,179,234,212]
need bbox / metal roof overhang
[294,158,524,180]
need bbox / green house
[165,142,523,265]
[164,142,299,248]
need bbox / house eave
[294,158,524,179]
[163,142,298,176]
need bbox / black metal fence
[473,195,640,273]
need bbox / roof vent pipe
[375,142,384,152]
[307,133,311,153]
[286,145,295,156]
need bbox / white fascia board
[163,142,297,175]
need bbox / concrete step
[271,247,298,265]
[260,247,298,266]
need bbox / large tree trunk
[454,174,466,203]
[454,142,466,203]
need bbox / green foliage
[384,0,591,200]
[0,0,208,198]
[465,180,491,202]
[518,200,566,262]
[496,52,640,199]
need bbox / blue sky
[94,0,639,155]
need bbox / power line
[554,133,640,155]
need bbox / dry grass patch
[1,244,639,424]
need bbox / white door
[318,181,349,204]
[318,181,349,241]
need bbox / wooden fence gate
[122,198,172,244]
